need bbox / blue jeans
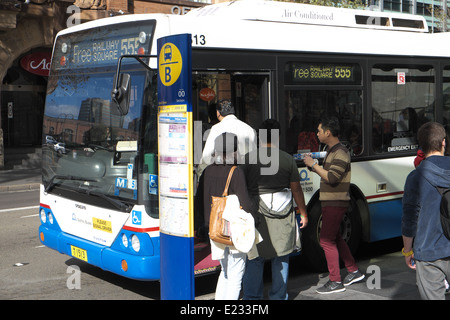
[242,254,290,300]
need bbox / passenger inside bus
[284,90,363,157]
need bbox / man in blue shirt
[402,121,450,300]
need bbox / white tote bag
[222,195,256,253]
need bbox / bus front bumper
[39,224,160,281]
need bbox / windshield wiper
[44,175,98,193]
[86,144,115,152]
[44,175,131,212]
[80,189,131,212]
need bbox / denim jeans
[215,246,247,300]
[242,254,290,300]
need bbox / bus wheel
[301,196,362,272]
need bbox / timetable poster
[158,113,188,164]
[158,109,192,237]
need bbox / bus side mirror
[111,73,131,115]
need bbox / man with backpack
[402,121,450,300]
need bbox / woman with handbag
[196,132,258,300]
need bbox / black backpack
[437,187,450,240]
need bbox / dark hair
[216,99,235,117]
[213,132,238,165]
[320,116,340,137]
[417,121,445,154]
[208,103,218,122]
[259,119,280,144]
[445,124,450,156]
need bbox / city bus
[38,0,450,279]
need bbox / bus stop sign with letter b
[157,34,194,300]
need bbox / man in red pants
[304,116,364,294]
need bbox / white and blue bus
[38,0,450,279]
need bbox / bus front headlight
[131,235,140,252]
[40,208,46,224]
[122,233,128,248]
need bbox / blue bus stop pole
[157,33,194,300]
[160,234,194,299]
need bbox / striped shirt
[320,143,351,207]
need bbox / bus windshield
[42,21,155,207]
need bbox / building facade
[0,0,448,168]
[372,0,449,32]
[0,0,210,168]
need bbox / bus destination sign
[71,36,141,67]
[53,21,155,71]
[288,62,359,84]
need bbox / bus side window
[443,66,450,125]
[371,64,435,154]
[345,124,362,156]
[284,89,362,156]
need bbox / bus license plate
[70,245,88,262]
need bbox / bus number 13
[193,34,206,46]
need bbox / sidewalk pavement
[0,168,41,193]
[196,249,424,300]
[2,168,446,300]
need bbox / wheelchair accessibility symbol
[132,210,142,225]
[149,174,158,195]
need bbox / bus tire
[301,195,362,272]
